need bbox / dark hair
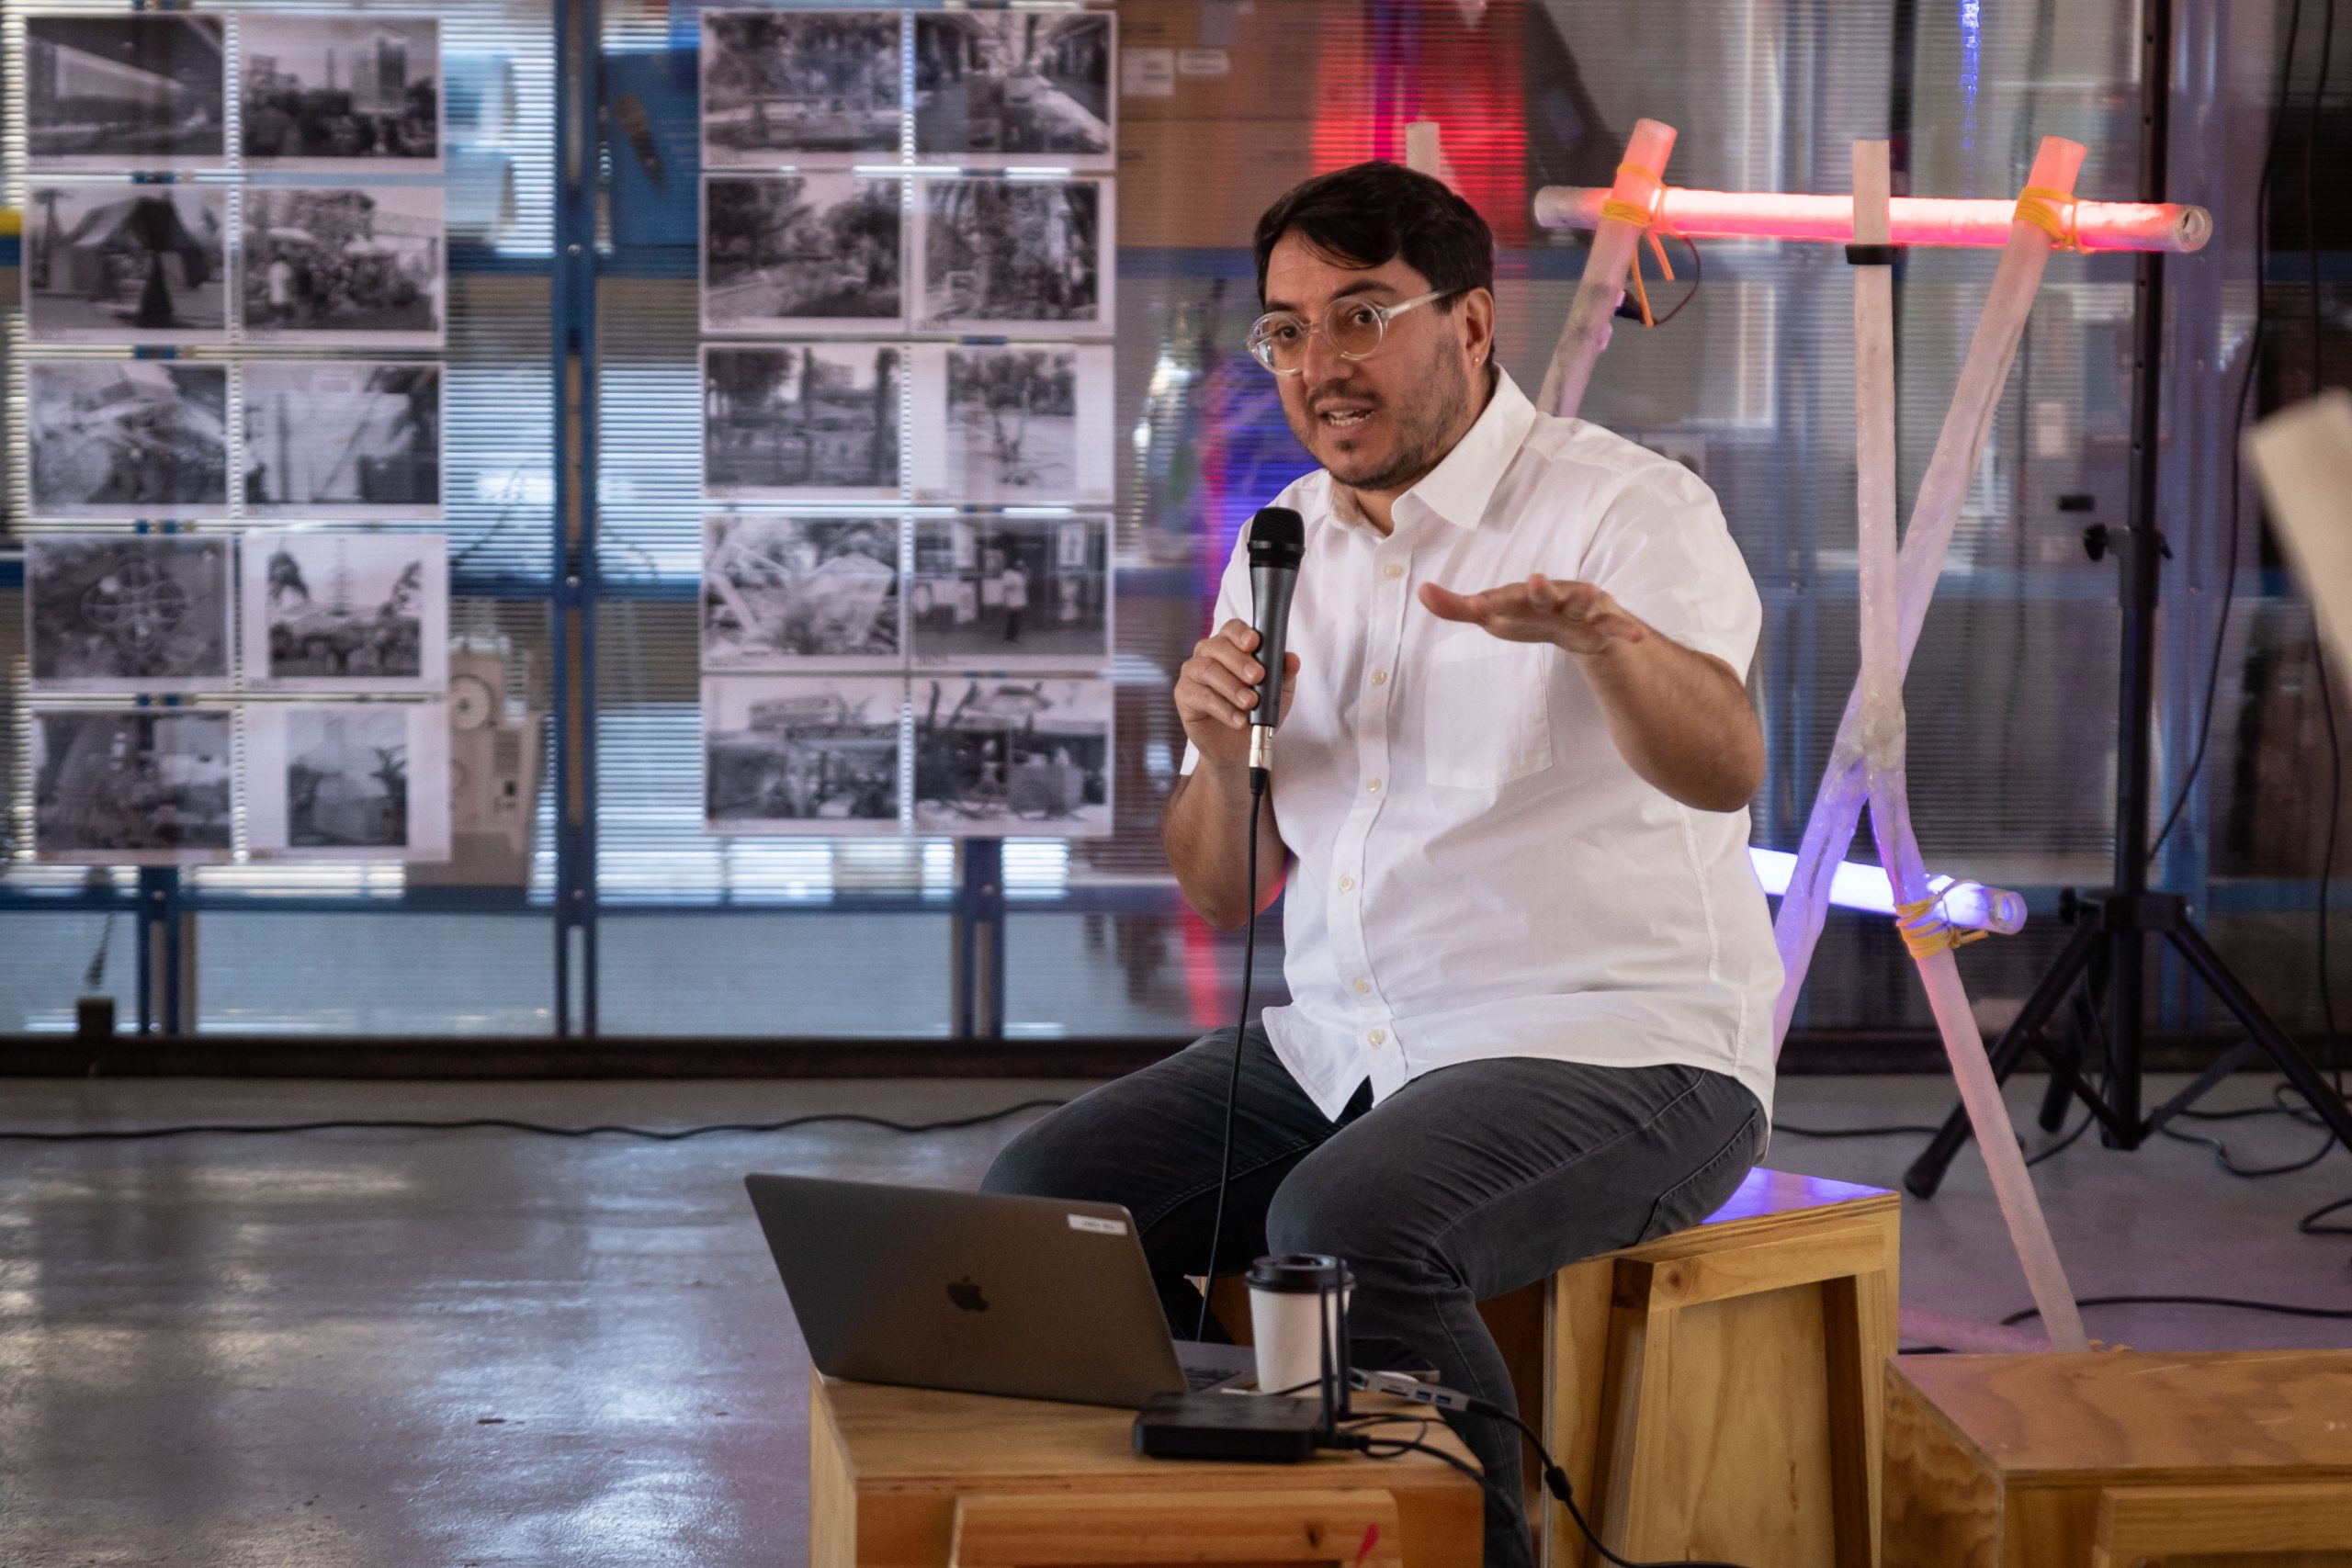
[1251,161,1494,309]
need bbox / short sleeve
[1177,522,1256,776]
[1576,466,1761,679]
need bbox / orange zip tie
[2013,185,2083,250]
[1598,162,1675,325]
[1894,894,1994,960]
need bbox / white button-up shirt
[1182,370,1781,1124]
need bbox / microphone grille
[1248,506,1306,567]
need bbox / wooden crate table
[809,1371,1487,1568]
[1883,1348,2352,1566]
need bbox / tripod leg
[2046,937,2113,1133]
[2036,994,2086,1133]
[2165,923,2352,1148]
[1904,916,2103,1197]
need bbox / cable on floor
[0,1100,1070,1143]
[1771,1119,1942,1139]
[2002,1293,2352,1327]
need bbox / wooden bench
[809,1371,1486,1568]
[1883,1348,2352,1566]
[1214,1168,1901,1567]
[1501,1168,1898,1567]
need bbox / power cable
[0,1100,1069,1144]
[1342,1371,1752,1568]
[1771,1118,1941,1139]
[2003,1292,2352,1326]
[2147,0,2305,864]
[2307,0,2345,1111]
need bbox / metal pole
[550,0,602,1033]
[2108,0,2174,1140]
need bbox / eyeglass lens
[1255,299,1389,372]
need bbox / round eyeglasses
[1246,289,1455,376]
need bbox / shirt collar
[1353,367,1537,533]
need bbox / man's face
[1261,233,1493,496]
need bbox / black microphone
[1245,506,1306,786]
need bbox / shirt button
[1353,978,1371,994]
[1382,562,1404,580]
[1368,1029,1387,1045]
[1366,778,1382,793]
[1339,876,1355,892]
[1370,670,1388,686]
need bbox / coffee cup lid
[1244,1253,1354,1293]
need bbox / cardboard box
[1118,116,1321,249]
[1115,0,1357,123]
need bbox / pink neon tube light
[1532,186,2211,253]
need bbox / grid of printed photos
[17,11,454,867]
[696,7,1116,841]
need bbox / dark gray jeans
[981,1026,1766,1568]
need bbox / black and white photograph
[702,343,900,501]
[24,14,226,170]
[703,174,904,334]
[915,177,1113,335]
[910,344,1114,505]
[242,186,447,348]
[241,15,443,171]
[27,360,232,519]
[913,677,1111,837]
[26,534,233,694]
[243,360,444,518]
[701,10,902,169]
[910,514,1111,670]
[240,531,450,694]
[31,708,235,864]
[704,676,906,836]
[703,515,902,671]
[913,10,1114,166]
[21,185,228,344]
[243,703,453,861]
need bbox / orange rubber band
[2013,185,2082,250]
[1895,894,1994,960]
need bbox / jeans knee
[979,1114,1077,1199]
[1264,1164,1407,1263]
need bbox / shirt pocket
[1422,644,1555,789]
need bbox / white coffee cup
[1245,1253,1352,1398]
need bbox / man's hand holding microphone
[1176,622,1300,767]
[1161,509,1306,929]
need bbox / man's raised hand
[1420,572,1647,657]
[1175,619,1301,766]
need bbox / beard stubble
[1288,333,1476,496]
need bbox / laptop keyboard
[1183,1363,1237,1392]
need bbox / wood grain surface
[1885,1351,2352,1567]
[812,1373,1483,1568]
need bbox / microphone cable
[1193,767,1268,1343]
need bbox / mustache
[1306,391,1381,416]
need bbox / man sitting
[985,162,1781,1567]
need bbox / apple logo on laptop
[947,1275,989,1313]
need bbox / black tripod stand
[1903,0,2352,1197]
[1902,473,2352,1192]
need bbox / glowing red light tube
[1532,185,2211,253]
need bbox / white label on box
[1177,48,1231,76]
[1122,48,1177,97]
[1069,1213,1128,1235]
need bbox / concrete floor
[2,1073,2347,1568]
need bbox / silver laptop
[744,1173,1251,1409]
